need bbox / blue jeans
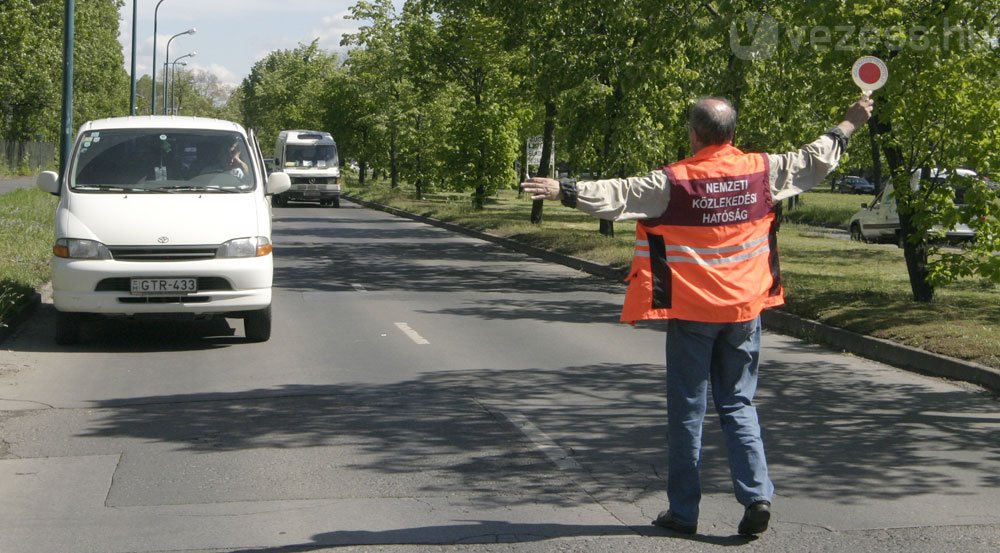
[665,317,773,526]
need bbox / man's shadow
[219,520,753,552]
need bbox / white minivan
[36,116,290,344]
[849,168,981,245]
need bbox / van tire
[332,197,340,208]
[55,311,81,345]
[849,222,864,242]
[244,305,272,342]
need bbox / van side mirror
[266,172,291,196]
[36,171,60,195]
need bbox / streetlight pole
[59,0,75,177]
[129,0,137,115]
[163,28,196,115]
[170,52,195,114]
[150,0,168,116]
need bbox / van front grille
[117,296,212,304]
[108,245,218,261]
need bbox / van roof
[78,116,247,134]
[279,130,335,143]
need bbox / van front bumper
[50,255,274,315]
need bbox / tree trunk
[530,101,557,225]
[900,211,935,302]
[389,126,399,189]
[599,219,615,237]
[877,109,935,302]
[868,128,884,194]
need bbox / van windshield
[284,144,339,169]
[72,129,256,192]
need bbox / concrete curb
[344,193,1000,395]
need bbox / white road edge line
[394,322,430,345]
[495,411,582,471]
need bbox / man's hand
[520,177,562,201]
[836,95,875,138]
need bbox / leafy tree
[73,0,129,125]
[340,0,405,187]
[429,3,528,209]
[239,41,339,149]
[0,0,63,141]
[0,0,127,142]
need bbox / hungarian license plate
[130,278,197,295]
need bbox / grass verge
[0,188,57,331]
[345,180,999,370]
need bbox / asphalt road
[0,200,998,553]
[0,175,34,195]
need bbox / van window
[285,144,339,169]
[72,129,255,192]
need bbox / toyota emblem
[157,236,169,244]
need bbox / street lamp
[170,52,195,115]
[163,27,196,114]
[150,0,168,116]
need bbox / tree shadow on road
[76,354,1000,509]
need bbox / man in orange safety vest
[521,95,873,536]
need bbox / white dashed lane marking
[394,322,430,345]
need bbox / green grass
[345,179,1000,370]
[0,188,57,329]
[782,188,875,228]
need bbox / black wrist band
[825,127,849,151]
[559,179,578,208]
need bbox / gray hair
[688,97,737,146]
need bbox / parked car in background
[848,168,983,245]
[836,175,875,194]
[36,116,290,344]
[272,130,341,207]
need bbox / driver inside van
[199,138,249,181]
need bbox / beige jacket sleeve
[573,134,844,221]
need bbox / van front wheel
[244,306,272,342]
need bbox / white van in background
[36,116,290,344]
[848,168,984,245]
[272,130,341,207]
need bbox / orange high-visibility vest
[620,144,784,324]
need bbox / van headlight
[217,236,272,258]
[53,238,112,259]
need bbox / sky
[118,0,401,88]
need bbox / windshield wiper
[153,185,243,193]
[73,184,136,192]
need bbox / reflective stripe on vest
[620,145,785,324]
[635,234,770,265]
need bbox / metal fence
[1,140,56,173]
